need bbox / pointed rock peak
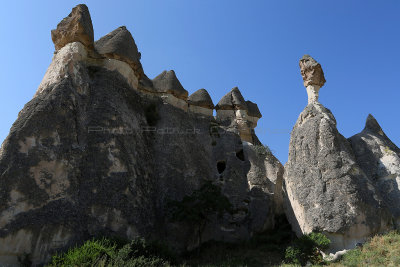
[231,87,247,110]
[51,4,94,50]
[152,70,188,99]
[188,89,214,109]
[216,87,247,110]
[299,54,326,87]
[364,114,384,134]
[246,101,262,118]
[95,26,143,78]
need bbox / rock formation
[188,89,214,116]
[349,115,400,227]
[299,55,326,104]
[215,87,261,143]
[95,26,144,80]
[284,55,392,253]
[51,4,94,51]
[0,4,283,265]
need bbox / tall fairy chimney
[299,55,326,104]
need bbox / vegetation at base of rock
[166,181,233,248]
[284,232,331,265]
[333,230,400,267]
[47,238,175,267]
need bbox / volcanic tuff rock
[188,89,214,109]
[95,26,144,80]
[299,55,326,104]
[152,70,189,99]
[51,4,94,50]
[284,57,393,252]
[0,4,283,265]
[349,115,400,227]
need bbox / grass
[332,230,400,267]
[45,228,400,267]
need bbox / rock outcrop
[95,26,144,80]
[0,5,283,265]
[349,115,400,227]
[51,4,94,51]
[299,55,326,104]
[188,89,214,116]
[215,87,261,143]
[284,56,392,253]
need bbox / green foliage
[167,181,233,225]
[47,238,117,267]
[167,181,233,249]
[336,231,400,267]
[145,103,160,126]
[47,238,174,267]
[284,232,330,266]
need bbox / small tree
[167,181,233,250]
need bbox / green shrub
[284,232,330,265]
[167,181,233,248]
[47,238,116,266]
[47,238,174,267]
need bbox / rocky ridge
[0,4,282,265]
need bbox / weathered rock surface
[188,89,214,109]
[95,26,144,80]
[51,4,94,50]
[299,55,326,104]
[349,114,400,227]
[284,103,392,252]
[152,70,188,100]
[0,5,283,265]
[246,101,262,119]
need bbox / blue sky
[0,0,399,163]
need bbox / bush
[47,238,174,267]
[47,238,116,266]
[284,232,331,265]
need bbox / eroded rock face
[0,68,157,265]
[51,4,94,50]
[152,70,188,100]
[95,26,144,80]
[349,115,400,226]
[0,5,282,265]
[284,103,392,252]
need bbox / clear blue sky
[1,0,399,163]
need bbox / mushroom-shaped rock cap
[216,87,247,110]
[51,4,94,50]
[152,70,188,99]
[95,26,144,78]
[246,101,262,118]
[299,55,326,87]
[188,89,214,109]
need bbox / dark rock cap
[51,4,94,50]
[95,26,144,79]
[246,101,262,118]
[216,87,247,110]
[299,55,326,87]
[188,89,214,109]
[152,70,188,99]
